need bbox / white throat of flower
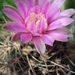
[25,13,47,33]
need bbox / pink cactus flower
[3,0,75,55]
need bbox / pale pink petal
[14,0,25,5]
[37,20,46,33]
[3,22,18,32]
[48,21,62,30]
[32,37,46,55]
[60,9,75,17]
[2,8,23,23]
[14,0,35,10]
[49,0,54,3]
[50,28,72,35]
[48,28,72,42]
[17,1,27,19]
[12,22,27,32]
[25,17,30,28]
[55,28,73,37]
[41,34,54,46]
[35,0,48,6]
[3,22,27,32]
[4,5,18,13]
[46,0,65,16]
[14,0,25,7]
[49,32,68,42]
[27,21,40,36]
[29,21,35,30]
[52,33,68,42]
[57,17,74,26]
[47,8,60,23]
[30,30,40,36]
[41,2,50,14]
[24,0,35,9]
[67,34,73,37]
[50,0,65,8]
[20,34,32,43]
[49,9,60,22]
[29,6,40,14]
[13,32,22,41]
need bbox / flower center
[25,13,47,32]
[29,13,46,24]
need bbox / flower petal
[17,1,27,19]
[47,8,60,23]
[35,0,49,7]
[30,30,40,36]
[48,21,62,30]
[47,0,65,16]
[32,37,46,55]
[41,34,54,46]
[12,22,27,32]
[41,2,50,14]
[14,0,25,5]
[51,0,65,8]
[20,34,32,43]
[4,5,18,13]
[2,8,23,23]
[26,21,40,36]
[57,17,74,26]
[14,0,35,10]
[29,6,40,14]
[52,33,68,42]
[37,20,47,33]
[60,9,75,17]
[49,33,68,42]
[48,28,72,42]
[24,0,35,9]
[3,22,27,33]
[13,32,22,41]
[29,21,35,30]
[3,22,17,32]
[50,28,72,35]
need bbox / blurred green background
[0,0,15,34]
[0,0,16,23]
